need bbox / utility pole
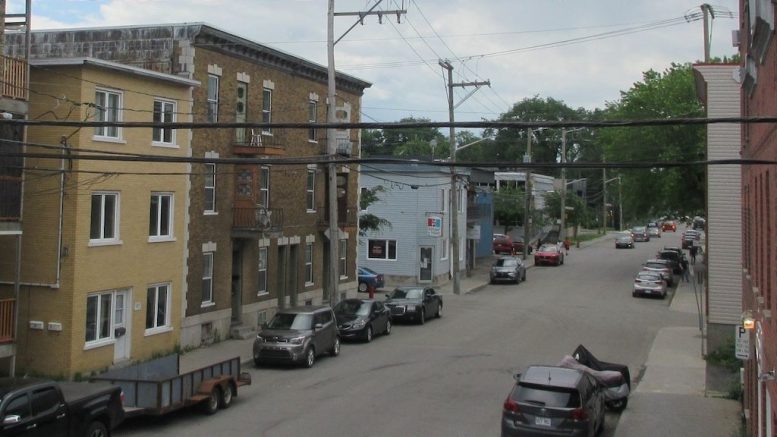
[439,59,489,295]
[522,129,532,261]
[327,0,405,305]
[701,3,713,62]
[602,161,607,235]
[618,175,623,231]
[560,128,567,241]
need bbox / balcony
[1,56,26,101]
[233,128,287,156]
[0,298,15,344]
[232,206,283,238]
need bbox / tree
[493,186,526,232]
[358,186,391,237]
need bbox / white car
[633,271,667,298]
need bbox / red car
[534,244,565,266]
[662,220,677,232]
[493,234,532,255]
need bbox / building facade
[739,0,777,434]
[6,23,371,351]
[0,58,196,377]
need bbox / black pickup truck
[0,377,124,437]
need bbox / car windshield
[267,313,313,330]
[632,227,646,232]
[617,235,631,240]
[495,258,519,267]
[515,384,580,408]
[645,263,667,269]
[638,272,661,281]
[334,300,371,316]
[359,267,377,275]
[389,288,424,299]
[539,245,558,253]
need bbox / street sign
[735,326,750,360]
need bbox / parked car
[615,232,635,249]
[501,365,606,437]
[662,220,677,232]
[534,244,564,266]
[0,377,124,437]
[657,250,683,274]
[647,226,661,238]
[511,236,532,254]
[630,226,650,242]
[643,259,675,287]
[493,234,516,255]
[384,286,443,325]
[357,266,384,293]
[253,305,340,368]
[334,298,391,342]
[662,246,688,264]
[490,256,527,284]
[633,271,667,298]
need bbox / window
[258,247,268,295]
[146,283,171,331]
[441,238,449,260]
[204,164,216,213]
[367,239,397,260]
[360,187,368,212]
[236,82,248,144]
[207,75,219,122]
[306,170,316,211]
[339,239,347,278]
[262,87,272,134]
[305,243,314,284]
[152,99,176,145]
[149,193,173,240]
[90,192,119,243]
[308,100,317,141]
[94,89,121,139]
[5,394,30,419]
[85,292,112,343]
[259,166,270,208]
[441,189,447,211]
[31,387,60,415]
[202,252,214,304]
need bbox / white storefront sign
[735,326,750,360]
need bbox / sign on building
[736,326,751,360]
[427,216,442,237]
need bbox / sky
[8,0,741,125]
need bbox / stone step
[230,324,256,340]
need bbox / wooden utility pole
[522,129,532,260]
[439,60,489,295]
[701,3,713,62]
[327,1,405,305]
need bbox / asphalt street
[116,233,695,437]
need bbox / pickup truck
[0,377,124,437]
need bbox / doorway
[419,246,433,282]
[113,289,131,363]
[231,243,243,324]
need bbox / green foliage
[543,190,588,227]
[705,337,740,372]
[359,185,391,236]
[493,186,526,230]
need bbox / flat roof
[30,57,201,88]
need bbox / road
[116,232,694,437]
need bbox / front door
[231,244,243,323]
[419,246,433,282]
[113,289,130,363]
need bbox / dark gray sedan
[490,256,526,284]
[334,298,391,342]
[384,286,442,325]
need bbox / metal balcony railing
[0,298,15,344]
[233,128,287,156]
[233,207,283,233]
[2,56,27,100]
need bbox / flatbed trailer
[91,355,251,417]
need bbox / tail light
[571,407,588,421]
[503,396,520,413]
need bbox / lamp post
[603,175,621,231]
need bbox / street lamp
[603,175,622,231]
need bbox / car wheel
[219,383,235,409]
[86,420,109,437]
[202,387,221,415]
[632,291,638,297]
[436,303,442,318]
[330,337,340,356]
[253,358,262,367]
[304,347,316,368]
[358,282,368,292]
[606,397,628,412]
[384,319,392,335]
[364,326,373,343]
[419,308,426,325]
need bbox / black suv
[253,305,340,368]
[502,365,605,437]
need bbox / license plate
[535,416,551,426]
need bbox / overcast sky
[10,0,740,124]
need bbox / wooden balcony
[233,129,286,156]
[232,207,283,237]
[2,56,27,101]
[0,298,15,344]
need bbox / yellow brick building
[0,58,197,377]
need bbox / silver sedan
[633,271,667,298]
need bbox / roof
[521,366,583,388]
[30,57,201,87]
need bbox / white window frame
[207,75,219,123]
[262,87,272,135]
[308,100,317,142]
[152,98,176,146]
[258,246,268,296]
[339,239,348,279]
[149,192,174,242]
[84,291,114,349]
[360,187,368,212]
[202,252,214,306]
[306,170,316,212]
[305,243,314,285]
[441,189,447,212]
[94,88,122,141]
[89,192,120,246]
[367,239,398,260]
[204,163,217,214]
[259,166,270,208]
[441,238,449,260]
[145,283,172,335]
